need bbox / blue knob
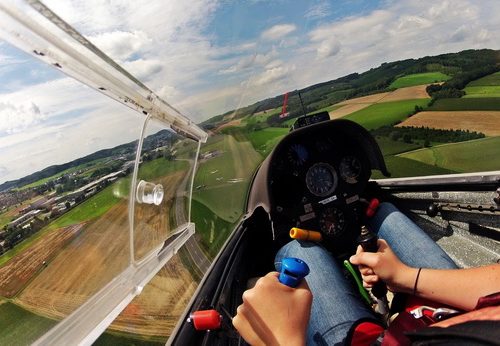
[277,257,310,288]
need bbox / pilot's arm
[233,272,312,346]
[350,239,500,311]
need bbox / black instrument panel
[268,127,371,253]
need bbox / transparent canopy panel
[0,73,144,343]
[0,2,205,345]
[133,118,198,261]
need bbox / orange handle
[290,227,322,242]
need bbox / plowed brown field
[0,224,83,298]
[109,255,197,336]
[15,171,195,337]
[338,85,430,105]
[397,111,500,136]
[330,85,431,120]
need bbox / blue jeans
[275,203,457,345]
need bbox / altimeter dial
[339,155,362,184]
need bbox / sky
[0,0,499,185]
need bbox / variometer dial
[339,155,362,184]
[319,207,346,238]
[305,163,338,197]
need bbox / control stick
[277,257,310,288]
[357,226,389,315]
[189,258,310,333]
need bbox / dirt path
[328,103,373,119]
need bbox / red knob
[189,309,222,330]
[366,198,380,218]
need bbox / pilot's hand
[232,271,312,346]
[350,239,415,294]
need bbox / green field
[427,98,500,111]
[463,70,500,98]
[242,107,281,125]
[246,127,289,155]
[389,72,451,89]
[314,104,343,114]
[194,134,261,222]
[344,99,430,130]
[195,139,239,189]
[193,182,249,224]
[374,137,421,156]
[0,301,57,345]
[467,71,500,86]
[463,86,500,98]
[399,137,500,173]
[138,158,189,181]
[47,183,126,232]
[190,199,235,258]
[16,158,108,191]
[371,155,456,179]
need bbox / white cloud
[265,59,284,69]
[248,63,296,87]
[0,101,46,134]
[90,30,152,61]
[123,59,163,81]
[317,39,341,59]
[261,24,297,41]
[305,1,331,20]
[218,49,277,74]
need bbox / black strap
[406,320,500,345]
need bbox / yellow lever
[289,227,322,242]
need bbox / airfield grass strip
[399,136,500,173]
[389,72,450,89]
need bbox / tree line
[371,125,485,146]
[426,64,499,102]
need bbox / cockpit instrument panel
[267,121,373,252]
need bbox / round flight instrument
[319,207,346,237]
[305,162,338,197]
[339,155,362,184]
[287,143,309,167]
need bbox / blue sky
[1,0,499,184]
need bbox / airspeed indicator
[305,163,338,197]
